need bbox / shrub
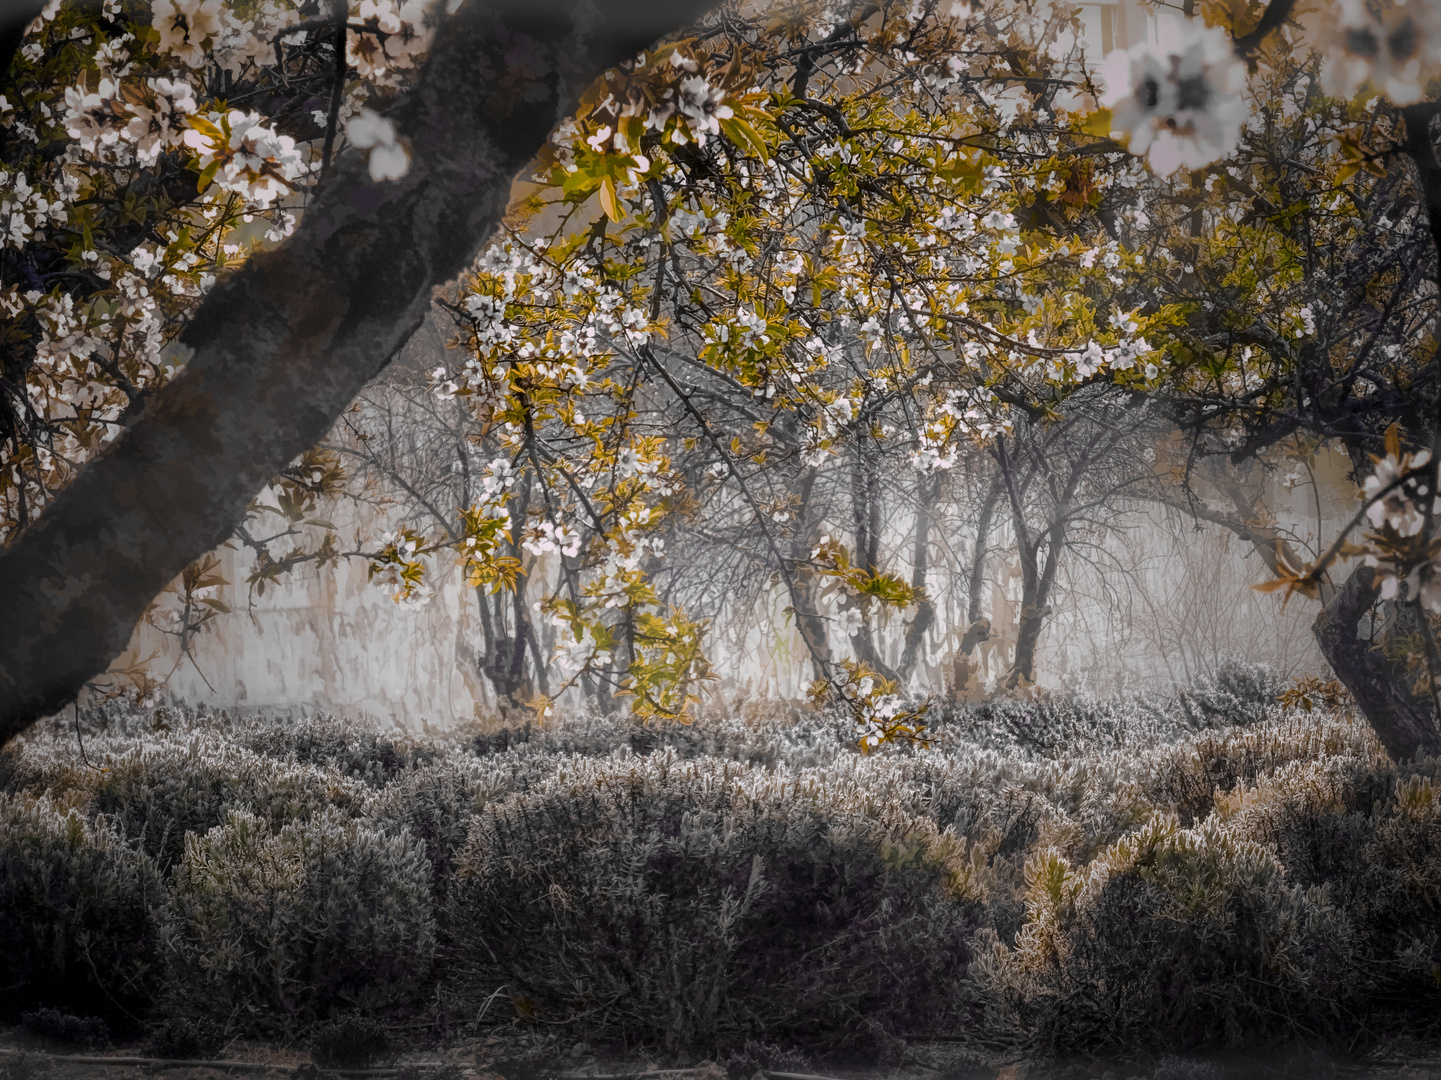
[81,736,372,870]
[161,808,436,1034]
[935,693,1186,758]
[1142,711,1381,825]
[1175,658,1283,730]
[18,1008,109,1049]
[974,813,1354,1052]
[147,1014,229,1059]
[237,714,439,786]
[368,753,535,896]
[309,1014,392,1068]
[1220,759,1441,1021]
[0,792,163,1023]
[446,750,982,1054]
[720,1037,814,1078]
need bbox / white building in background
[1074,0,1159,57]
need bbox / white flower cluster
[1098,17,1248,173]
[708,306,771,351]
[1311,0,1441,104]
[522,518,581,559]
[0,169,71,249]
[347,108,410,182]
[182,110,304,207]
[63,75,198,165]
[619,52,735,147]
[1363,447,1432,538]
[346,0,438,82]
[1357,445,1441,612]
[551,628,611,676]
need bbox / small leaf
[1080,108,1114,137]
[598,176,623,222]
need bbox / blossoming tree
[4,0,1441,758]
[0,0,716,743]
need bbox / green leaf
[196,159,220,194]
[720,116,770,160]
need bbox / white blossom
[1098,18,1248,173]
[347,108,410,182]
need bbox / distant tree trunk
[968,473,1003,626]
[1314,563,1441,761]
[898,473,942,683]
[850,438,902,683]
[994,437,1073,690]
[1006,523,1062,689]
[789,467,832,684]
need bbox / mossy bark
[1313,564,1441,762]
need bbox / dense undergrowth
[3,662,1440,1064]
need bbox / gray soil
[5,1030,1441,1080]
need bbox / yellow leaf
[598,176,623,222]
[1384,422,1401,461]
[1080,109,1114,138]
[186,114,223,140]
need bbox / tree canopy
[3,0,1441,757]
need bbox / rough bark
[0,0,715,744]
[789,467,833,685]
[850,439,902,683]
[1313,563,1441,762]
[1007,529,1059,688]
[898,473,941,682]
[967,474,1002,626]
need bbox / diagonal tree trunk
[0,0,717,744]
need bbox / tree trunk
[0,0,716,744]
[898,474,941,682]
[1005,519,1064,689]
[790,467,833,684]
[850,439,902,683]
[1313,563,1441,761]
[968,475,1002,626]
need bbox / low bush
[82,736,372,870]
[161,808,436,1035]
[1175,658,1284,730]
[0,792,163,1023]
[237,714,439,786]
[446,749,983,1054]
[720,1037,815,1078]
[147,1014,229,1059]
[7,686,1441,1060]
[974,813,1353,1051]
[18,1008,109,1049]
[308,1014,392,1068]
